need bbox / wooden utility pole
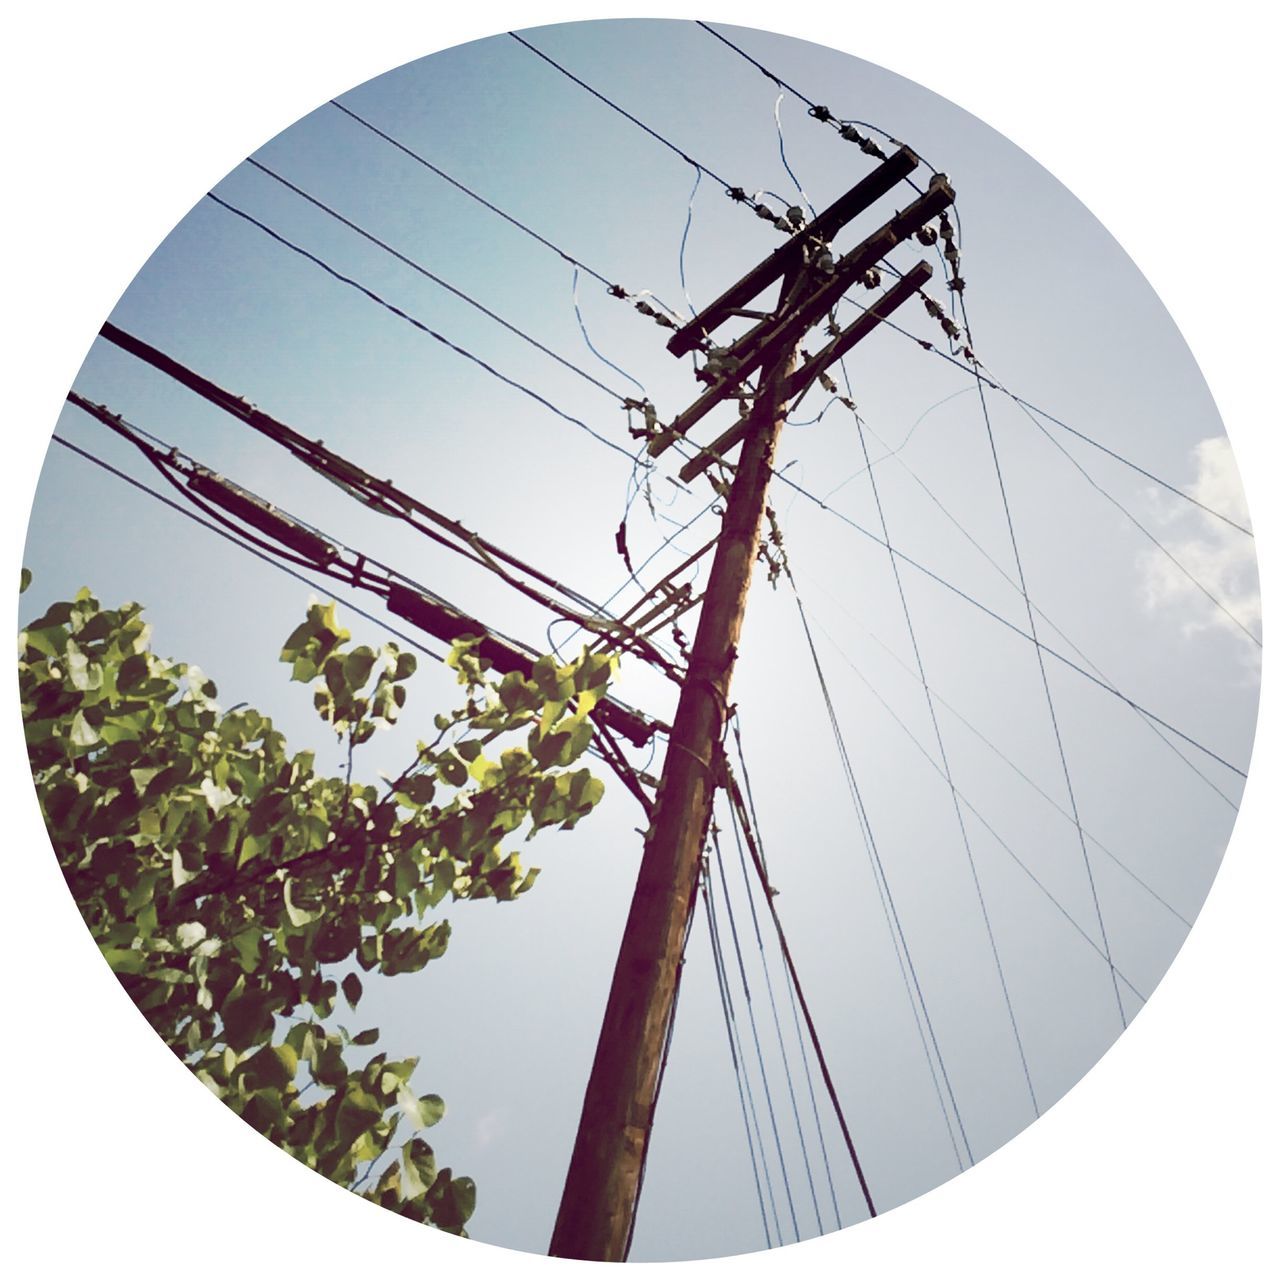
[550,157,953,1262]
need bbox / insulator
[915,225,938,246]
[860,267,882,290]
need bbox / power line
[49,433,444,662]
[786,577,972,1170]
[770,467,1249,779]
[962,294,1128,1029]
[700,851,782,1247]
[94,322,674,670]
[716,802,828,1236]
[705,821,801,1241]
[204,192,639,463]
[728,721,842,1228]
[838,294,1252,537]
[804,611,1152,999]
[851,412,1040,1118]
[843,405,1242,812]
[509,31,732,189]
[327,98,687,330]
[244,157,635,403]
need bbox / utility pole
[550,153,953,1261]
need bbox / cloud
[1137,437,1261,657]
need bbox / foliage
[19,581,614,1232]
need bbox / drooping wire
[773,90,816,220]
[570,265,647,397]
[679,166,704,319]
[205,193,638,463]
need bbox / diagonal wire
[706,821,801,1241]
[845,402,1242,812]
[849,413,1040,1117]
[786,573,972,1169]
[205,193,637,462]
[729,722,842,1228]
[702,852,783,1247]
[244,157,634,403]
[962,296,1128,1029]
[717,798,827,1236]
[769,467,1248,779]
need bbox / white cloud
[1138,437,1261,655]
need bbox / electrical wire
[785,574,972,1170]
[962,294,1128,1029]
[769,467,1248,779]
[716,808,827,1236]
[844,406,1242,812]
[205,192,638,463]
[701,853,782,1247]
[244,157,635,403]
[850,413,1040,1116]
[705,821,801,1241]
[728,722,842,1228]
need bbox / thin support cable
[716,807,827,1236]
[769,468,1248,780]
[804,612,1149,1002]
[851,413,1040,1118]
[707,823,802,1241]
[789,579,973,1168]
[846,407,1241,813]
[963,302,1128,1030]
[703,861,783,1247]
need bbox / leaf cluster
[20,583,614,1233]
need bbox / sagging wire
[773,89,816,222]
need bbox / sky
[5,3,1276,1275]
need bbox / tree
[19,574,614,1233]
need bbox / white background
[3,2,1274,1275]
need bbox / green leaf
[283,879,317,928]
[399,1085,445,1130]
[68,711,99,748]
[221,987,273,1053]
[341,972,363,1011]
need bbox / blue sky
[5,4,1276,1276]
